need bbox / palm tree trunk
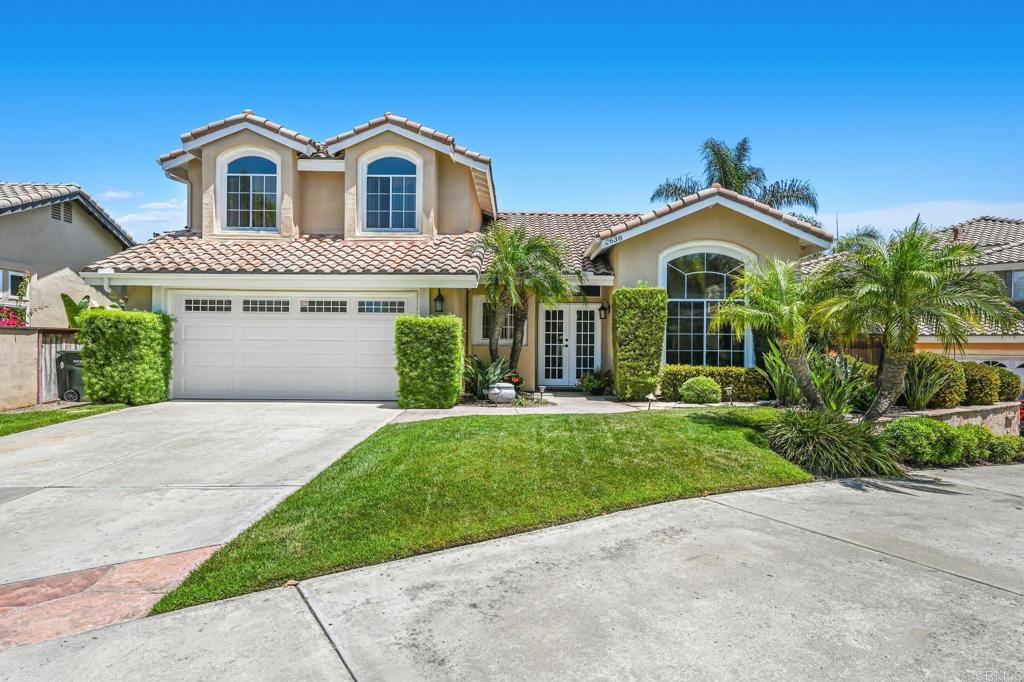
[862,348,911,422]
[509,304,528,371]
[782,342,826,410]
[487,301,509,363]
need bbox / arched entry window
[225,155,278,230]
[664,251,745,366]
[365,156,417,230]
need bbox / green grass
[0,403,126,437]
[154,407,809,613]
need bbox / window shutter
[63,202,73,222]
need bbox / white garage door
[170,292,415,400]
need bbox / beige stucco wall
[186,158,203,232]
[0,203,124,327]
[198,129,299,239]
[0,330,39,409]
[298,171,346,234]
[436,154,483,234]
[125,286,153,311]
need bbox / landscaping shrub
[758,340,801,405]
[395,315,464,409]
[880,413,991,466]
[994,367,1022,401]
[612,286,667,400]
[960,362,999,406]
[677,376,722,404]
[903,356,948,410]
[809,352,869,414]
[78,309,172,405]
[660,365,768,402]
[987,434,1024,464]
[464,355,509,401]
[845,355,878,412]
[908,352,965,408]
[766,409,902,478]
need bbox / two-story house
[916,216,1024,378]
[81,111,832,400]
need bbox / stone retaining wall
[885,401,1020,436]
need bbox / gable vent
[50,203,61,220]
[63,202,73,223]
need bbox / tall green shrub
[395,315,464,409]
[882,416,965,467]
[993,366,1022,401]
[661,365,768,402]
[612,286,667,400]
[908,352,965,408]
[78,309,172,405]
[960,362,999,405]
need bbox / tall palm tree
[815,218,1022,421]
[471,222,577,369]
[710,256,826,409]
[651,137,819,220]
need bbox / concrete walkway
[2,464,1021,681]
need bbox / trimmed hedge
[395,315,464,409]
[960,362,999,406]
[881,416,1020,467]
[908,352,965,408]
[661,365,769,402]
[994,366,1022,401]
[612,286,667,400]
[79,309,172,405]
[677,376,722,404]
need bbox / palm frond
[756,178,819,212]
[650,175,703,203]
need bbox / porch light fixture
[432,289,445,314]
[598,302,609,320]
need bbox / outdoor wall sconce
[432,289,445,314]
[598,302,609,320]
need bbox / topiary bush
[960,362,999,405]
[660,365,768,402]
[78,309,172,405]
[994,366,1022,401]
[908,352,965,408]
[395,315,464,409]
[766,409,902,478]
[677,376,722,404]
[612,286,667,400]
[987,434,1024,464]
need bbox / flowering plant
[503,370,524,388]
[0,305,27,327]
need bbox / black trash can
[56,350,85,402]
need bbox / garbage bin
[56,350,85,402]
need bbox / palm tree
[815,218,1022,421]
[710,256,826,409]
[651,137,819,219]
[832,225,883,253]
[471,222,577,369]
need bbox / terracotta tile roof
[323,112,492,164]
[936,216,1024,249]
[83,231,482,276]
[498,211,641,276]
[0,182,134,247]
[596,184,833,243]
[181,109,314,147]
[158,148,188,164]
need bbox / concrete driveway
[2,465,1021,681]
[0,401,397,587]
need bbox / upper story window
[226,155,278,231]
[1010,271,1024,300]
[365,156,417,231]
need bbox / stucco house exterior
[916,216,1024,378]
[81,111,833,400]
[1,183,134,328]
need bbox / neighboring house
[916,216,1024,378]
[81,110,832,400]
[0,183,134,327]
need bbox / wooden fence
[39,330,81,403]
[0,327,79,409]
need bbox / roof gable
[586,185,833,257]
[159,110,317,169]
[0,182,134,247]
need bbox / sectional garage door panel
[170,293,412,400]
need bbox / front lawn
[0,403,126,437]
[154,407,809,613]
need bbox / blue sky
[2,1,1022,242]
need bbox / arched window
[226,155,278,230]
[365,156,417,230]
[665,252,745,367]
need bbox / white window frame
[1,269,30,323]
[215,147,282,234]
[472,295,526,346]
[357,146,423,234]
[1010,270,1024,300]
[657,240,755,368]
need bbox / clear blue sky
[3,1,1022,242]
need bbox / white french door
[538,304,603,387]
